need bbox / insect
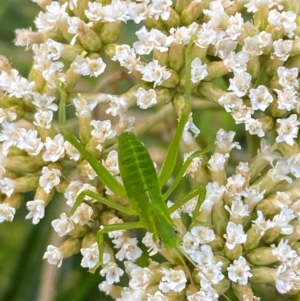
[57,32,209,268]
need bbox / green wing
[118,132,179,249]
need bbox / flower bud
[162,8,180,29]
[28,69,46,92]
[100,22,121,45]
[169,44,185,72]
[262,228,279,244]
[224,244,243,261]
[79,28,101,52]
[161,69,179,88]
[181,1,205,25]
[80,232,97,248]
[249,267,277,284]
[153,49,169,67]
[205,61,230,81]
[71,0,90,20]
[244,225,263,251]
[174,0,191,15]
[277,221,300,245]
[278,141,300,158]
[212,201,229,237]
[155,87,173,105]
[246,247,278,265]
[213,277,231,296]
[248,55,260,80]
[13,175,40,193]
[252,5,271,30]
[214,255,230,273]
[65,66,82,91]
[163,289,185,301]
[286,54,300,70]
[143,18,165,31]
[197,82,226,104]
[31,187,54,220]
[5,155,43,174]
[209,235,225,252]
[232,283,256,301]
[4,193,24,210]
[60,237,81,258]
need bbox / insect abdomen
[118,132,159,208]
[118,132,179,249]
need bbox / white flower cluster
[1,0,300,300]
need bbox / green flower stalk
[1,0,300,300]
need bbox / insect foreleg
[57,82,126,197]
[162,147,211,200]
[168,186,206,214]
[158,32,196,188]
[96,221,143,266]
[68,190,136,217]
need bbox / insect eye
[156,239,164,249]
[174,228,182,236]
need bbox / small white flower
[0,122,26,155]
[43,245,63,267]
[137,60,171,87]
[17,130,44,156]
[142,232,159,256]
[32,93,58,111]
[227,256,252,285]
[129,266,154,290]
[249,85,273,111]
[190,225,216,244]
[39,166,61,194]
[100,261,124,284]
[81,242,99,269]
[147,291,168,301]
[223,222,247,250]
[72,56,106,77]
[90,120,116,150]
[190,58,208,84]
[26,200,45,224]
[271,240,297,262]
[182,231,200,254]
[228,71,252,97]
[215,129,241,152]
[0,178,14,197]
[33,110,53,129]
[113,236,142,262]
[64,141,80,161]
[159,268,187,293]
[0,203,15,222]
[43,134,65,162]
[102,150,119,176]
[73,96,98,118]
[276,114,300,146]
[134,87,157,109]
[51,213,74,236]
[70,202,94,225]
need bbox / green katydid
[57,32,209,267]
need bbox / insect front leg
[57,82,126,197]
[158,32,196,188]
[168,185,206,221]
[96,221,144,267]
[162,147,211,200]
[69,190,136,217]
